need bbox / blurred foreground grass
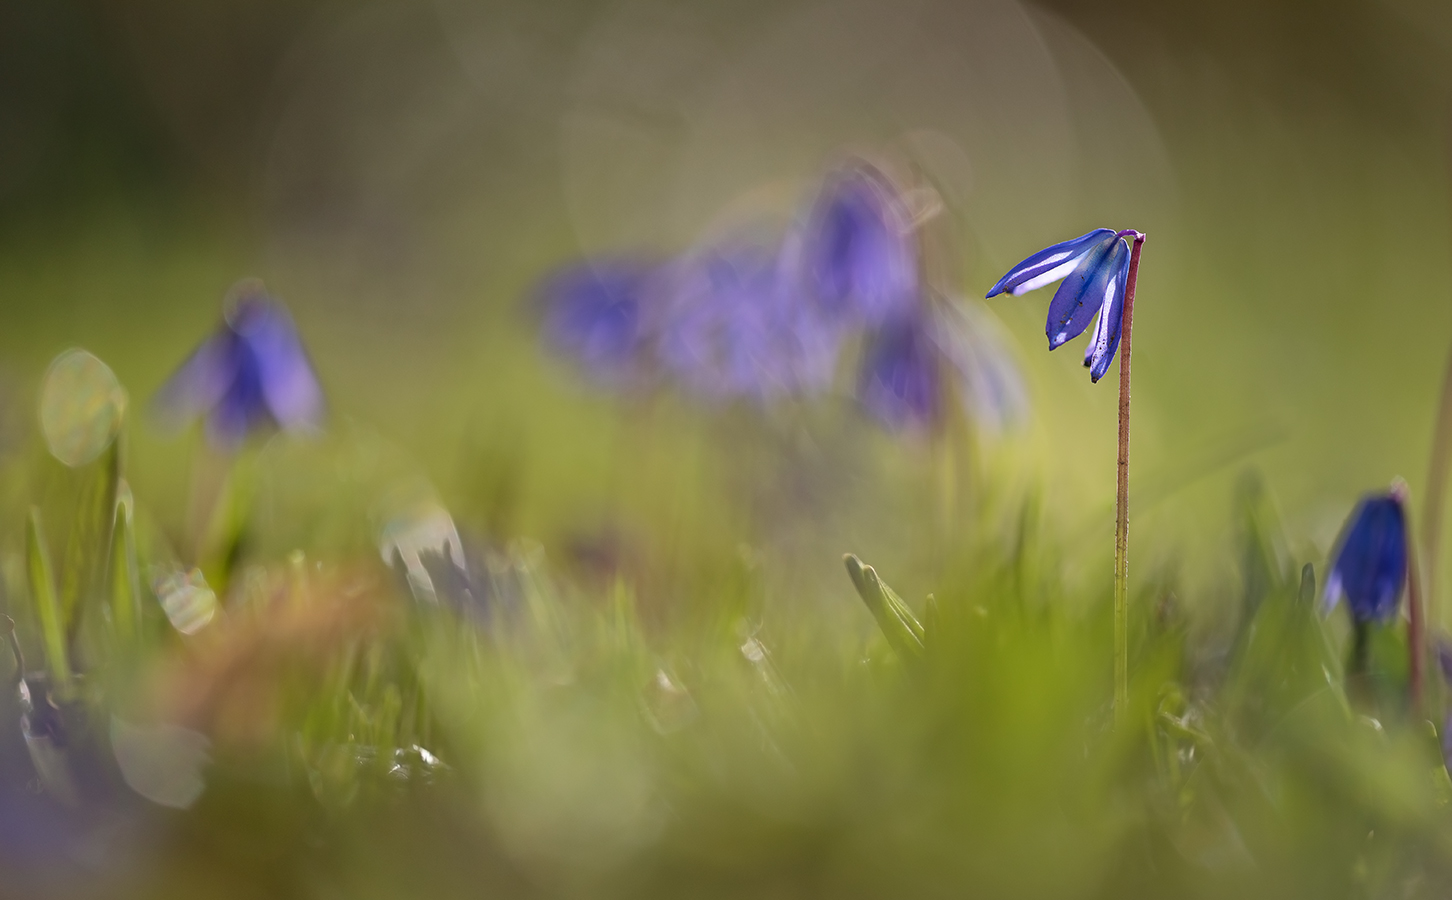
[0,370,1449,899]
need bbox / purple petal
[154,291,325,449]
[1323,494,1407,623]
[538,258,659,388]
[232,299,325,431]
[152,331,242,431]
[801,163,918,326]
[986,229,1115,299]
[1044,237,1121,351]
[1083,239,1131,382]
[659,241,840,402]
[858,313,942,431]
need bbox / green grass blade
[110,493,141,648]
[27,508,71,695]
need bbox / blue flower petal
[154,289,325,449]
[858,313,942,431]
[1083,238,1131,382]
[659,241,841,402]
[1323,494,1407,623]
[1045,237,1121,351]
[153,330,242,429]
[985,229,1115,299]
[802,163,918,325]
[205,344,270,449]
[231,299,325,432]
[538,258,659,387]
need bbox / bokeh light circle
[39,348,127,468]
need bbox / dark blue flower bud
[1323,492,1408,624]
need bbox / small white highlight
[1321,572,1343,616]
[154,568,217,635]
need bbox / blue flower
[657,240,840,402]
[858,312,942,431]
[1323,491,1408,624]
[537,258,661,389]
[800,161,919,327]
[986,228,1131,382]
[857,299,1027,434]
[155,284,325,448]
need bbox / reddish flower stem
[1421,344,1452,639]
[1114,232,1145,722]
[1395,477,1424,710]
[1409,529,1425,710]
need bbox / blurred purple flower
[658,241,840,402]
[858,312,942,431]
[1438,641,1452,771]
[1323,490,1408,624]
[987,228,1131,382]
[155,285,325,448]
[800,161,919,327]
[538,258,661,389]
[858,299,1027,434]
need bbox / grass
[0,377,1448,900]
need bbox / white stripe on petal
[1321,571,1343,617]
[1008,256,1082,296]
[1086,273,1120,368]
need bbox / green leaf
[109,492,141,649]
[59,438,121,645]
[27,508,71,696]
[843,554,924,662]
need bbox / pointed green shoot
[27,509,71,695]
[844,554,924,662]
[60,438,122,632]
[1297,563,1316,607]
[109,494,141,648]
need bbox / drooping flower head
[537,258,661,389]
[800,160,919,327]
[658,239,840,402]
[1323,486,1409,624]
[154,281,325,448]
[987,228,1133,382]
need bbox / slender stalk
[1114,232,1146,722]
[1408,529,1425,710]
[1398,480,1424,709]
[1420,342,1452,632]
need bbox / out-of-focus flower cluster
[537,156,1026,434]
